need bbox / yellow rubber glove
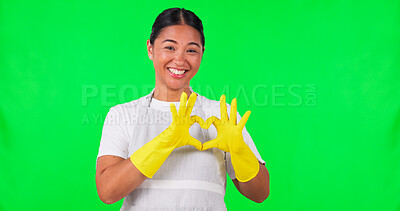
[202,95,260,182]
[130,92,203,178]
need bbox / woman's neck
[153,84,192,102]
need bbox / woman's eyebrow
[162,39,200,47]
[188,42,200,48]
[162,39,178,44]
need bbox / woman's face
[147,24,204,91]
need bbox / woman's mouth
[167,67,188,78]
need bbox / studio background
[1,0,399,210]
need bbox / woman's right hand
[96,92,202,204]
[130,92,202,178]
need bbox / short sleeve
[96,106,129,164]
[226,111,265,180]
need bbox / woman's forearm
[233,163,270,203]
[96,156,147,204]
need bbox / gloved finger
[178,92,188,117]
[220,95,228,121]
[202,138,220,151]
[229,98,237,125]
[207,116,220,128]
[186,93,197,116]
[190,115,204,126]
[187,136,203,151]
[238,111,251,130]
[170,103,178,119]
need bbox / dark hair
[149,8,205,49]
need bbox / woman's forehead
[156,25,202,44]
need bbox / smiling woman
[95,7,269,210]
[148,24,203,100]
[147,8,205,101]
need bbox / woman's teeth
[168,68,186,75]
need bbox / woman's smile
[167,67,188,78]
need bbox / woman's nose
[173,51,185,65]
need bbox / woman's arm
[95,155,147,204]
[96,93,202,204]
[232,162,270,203]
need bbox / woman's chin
[166,80,189,90]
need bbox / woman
[96,7,269,210]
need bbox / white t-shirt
[96,92,265,210]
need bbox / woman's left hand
[201,95,260,182]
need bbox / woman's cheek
[192,57,202,69]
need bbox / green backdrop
[1,0,399,210]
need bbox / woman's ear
[147,39,153,60]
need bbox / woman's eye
[187,49,197,53]
[165,46,174,51]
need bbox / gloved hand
[130,92,203,178]
[201,95,260,182]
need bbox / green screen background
[1,0,399,210]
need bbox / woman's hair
[149,8,205,49]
